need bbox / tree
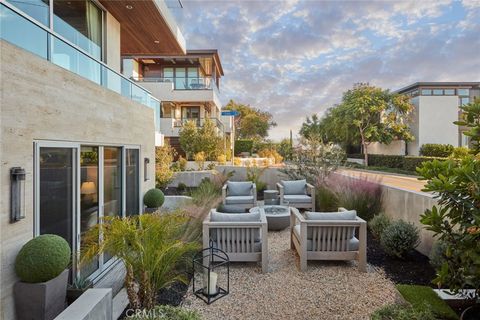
[179,120,198,159]
[454,98,480,154]
[299,114,323,145]
[155,144,176,189]
[277,138,293,161]
[224,100,276,140]
[335,83,413,165]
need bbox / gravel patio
[183,229,399,320]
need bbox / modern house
[122,50,228,157]
[369,82,480,156]
[0,0,185,318]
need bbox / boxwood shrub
[419,143,454,157]
[235,139,253,155]
[350,154,448,173]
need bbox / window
[53,0,103,60]
[433,89,443,95]
[6,0,49,26]
[460,97,470,106]
[444,89,455,95]
[458,89,469,96]
[125,149,140,216]
[421,89,432,95]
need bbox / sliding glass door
[36,142,141,281]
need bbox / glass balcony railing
[172,117,224,131]
[132,76,218,91]
[0,3,160,114]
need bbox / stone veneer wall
[0,41,155,320]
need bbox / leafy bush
[246,165,267,195]
[217,154,227,165]
[226,149,232,161]
[177,156,188,171]
[370,304,437,320]
[194,151,205,170]
[15,234,71,283]
[82,213,199,310]
[380,220,420,258]
[258,148,283,164]
[396,284,458,320]
[127,305,201,320]
[328,174,383,221]
[235,139,253,155]
[233,157,241,166]
[315,185,338,212]
[189,178,221,206]
[419,156,480,300]
[368,154,404,168]
[369,214,391,239]
[155,145,176,188]
[403,156,445,172]
[419,143,454,157]
[451,146,469,159]
[177,182,187,193]
[143,188,165,208]
[429,241,448,270]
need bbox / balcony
[134,76,218,91]
[0,3,159,112]
[160,117,224,137]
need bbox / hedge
[419,144,454,157]
[348,154,447,172]
[235,139,253,155]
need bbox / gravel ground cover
[183,229,398,320]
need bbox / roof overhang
[395,82,480,94]
[100,0,186,56]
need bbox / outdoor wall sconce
[10,167,26,222]
[144,158,150,181]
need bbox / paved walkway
[337,169,428,193]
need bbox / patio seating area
[183,228,398,319]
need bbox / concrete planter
[144,207,158,213]
[14,269,68,320]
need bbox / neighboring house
[0,0,185,318]
[122,50,229,157]
[369,82,480,156]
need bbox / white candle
[203,271,218,295]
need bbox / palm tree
[81,212,200,310]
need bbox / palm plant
[81,213,199,310]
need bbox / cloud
[173,0,480,140]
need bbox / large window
[37,143,141,281]
[53,0,103,60]
[6,0,49,26]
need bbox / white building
[370,82,480,156]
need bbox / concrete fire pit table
[250,205,290,231]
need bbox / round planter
[460,304,480,320]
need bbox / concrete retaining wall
[55,289,112,320]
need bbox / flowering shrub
[380,220,420,258]
[194,151,206,170]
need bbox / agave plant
[81,213,200,310]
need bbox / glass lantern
[192,241,229,304]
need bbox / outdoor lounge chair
[290,207,367,272]
[222,181,257,210]
[277,179,315,211]
[203,209,268,272]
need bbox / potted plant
[14,234,71,320]
[143,188,165,213]
[67,276,92,305]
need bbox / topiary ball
[143,188,165,208]
[380,220,420,258]
[15,234,71,283]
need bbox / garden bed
[367,231,436,286]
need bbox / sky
[170,0,480,141]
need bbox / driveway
[337,168,428,193]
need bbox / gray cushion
[305,210,357,220]
[293,225,359,251]
[281,180,306,195]
[225,196,254,205]
[211,211,260,222]
[227,181,252,196]
[283,195,312,204]
[216,204,247,213]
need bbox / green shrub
[396,284,458,320]
[380,220,420,258]
[143,188,165,208]
[429,240,448,270]
[235,139,254,155]
[370,304,436,320]
[451,146,469,158]
[178,156,188,171]
[127,305,201,320]
[190,178,221,206]
[15,234,71,283]
[368,154,404,168]
[403,156,445,172]
[315,185,338,212]
[419,143,454,157]
[369,214,391,239]
[177,182,187,193]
